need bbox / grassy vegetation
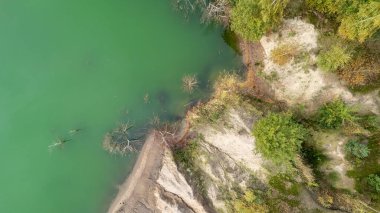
[347,133,380,208]
[268,174,300,196]
[173,135,209,196]
[231,190,268,213]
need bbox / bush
[270,44,299,65]
[338,53,380,88]
[174,139,199,170]
[368,174,380,193]
[317,45,352,72]
[327,171,340,186]
[253,113,307,163]
[230,0,288,41]
[317,99,355,129]
[232,190,268,213]
[345,139,370,159]
[230,0,268,41]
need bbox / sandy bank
[107,132,164,213]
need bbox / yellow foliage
[338,54,380,87]
[232,190,269,213]
[270,44,299,65]
[318,194,334,208]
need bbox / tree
[368,174,380,193]
[252,113,307,163]
[338,2,380,43]
[317,45,352,72]
[317,99,355,129]
[230,0,289,41]
[345,139,370,159]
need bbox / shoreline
[107,132,164,213]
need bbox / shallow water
[0,0,238,212]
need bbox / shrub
[317,99,355,129]
[230,0,288,41]
[269,174,300,195]
[317,45,352,72]
[338,2,380,43]
[253,113,307,163]
[345,139,370,159]
[327,171,340,186]
[338,53,380,88]
[232,190,268,213]
[230,0,267,41]
[270,44,299,65]
[368,174,380,193]
[174,139,199,170]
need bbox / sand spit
[107,133,164,213]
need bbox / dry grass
[338,54,380,87]
[294,155,316,186]
[270,43,300,65]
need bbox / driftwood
[172,0,229,24]
[103,123,143,155]
[48,138,72,152]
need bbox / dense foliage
[230,0,288,41]
[232,190,268,213]
[345,139,370,159]
[338,53,380,88]
[253,113,307,163]
[338,1,380,43]
[307,0,380,42]
[317,99,355,129]
[317,45,351,72]
[368,174,380,193]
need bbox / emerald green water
[0,0,238,212]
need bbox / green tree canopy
[252,113,307,163]
[230,0,289,41]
